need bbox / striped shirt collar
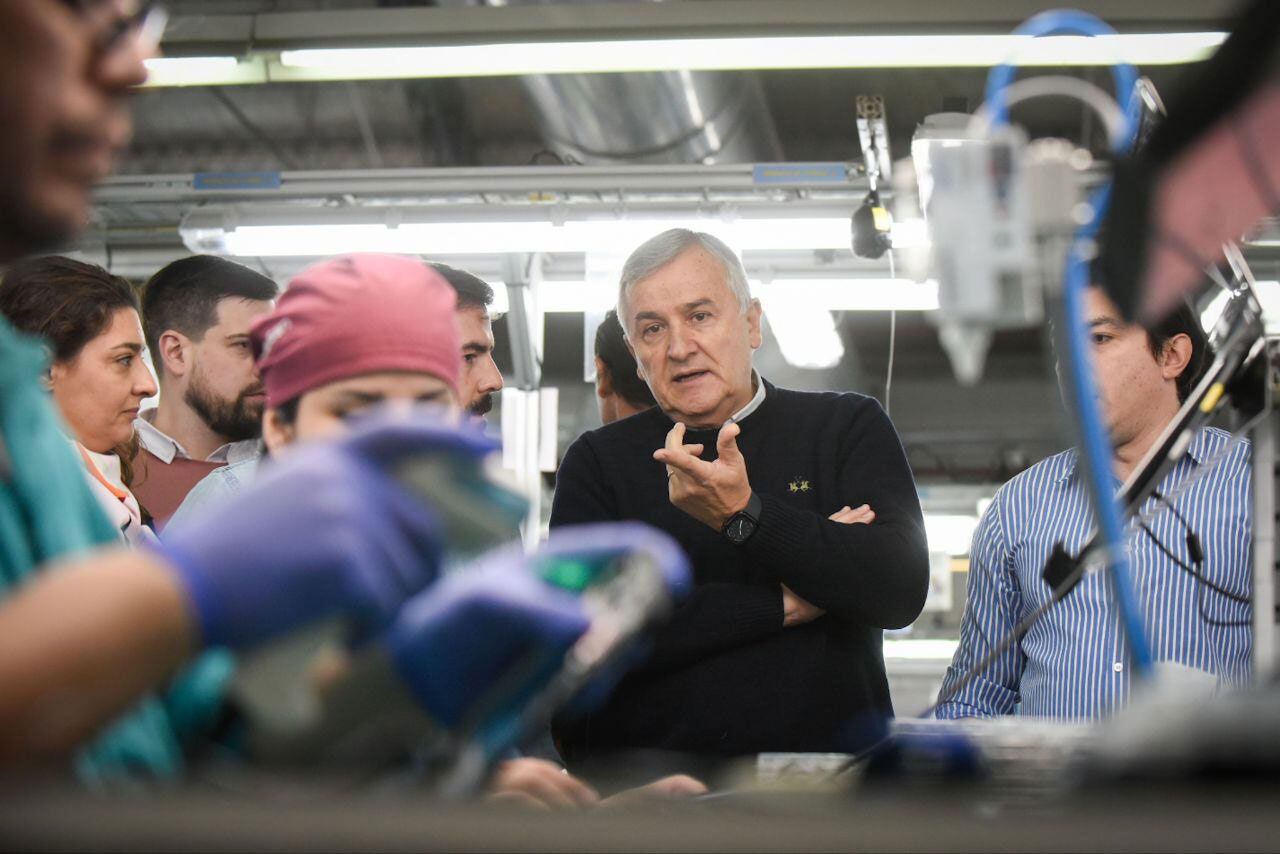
[1056,424,1212,484]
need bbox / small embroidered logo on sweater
[788,478,811,493]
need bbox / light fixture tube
[142,32,1227,88]
[277,33,1226,79]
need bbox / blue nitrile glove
[384,545,591,731]
[159,412,498,649]
[527,521,692,599]
[385,523,690,737]
[532,523,692,716]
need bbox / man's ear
[594,357,613,399]
[157,330,191,379]
[1159,332,1193,384]
[747,298,764,350]
[624,334,648,381]
[261,407,294,456]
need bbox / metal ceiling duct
[433,0,784,164]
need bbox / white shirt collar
[135,409,262,465]
[727,371,766,425]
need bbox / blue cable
[983,10,1154,676]
[984,9,1139,152]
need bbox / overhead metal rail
[93,164,869,205]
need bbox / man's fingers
[664,422,686,454]
[489,759,600,810]
[829,504,875,524]
[602,774,709,807]
[513,772,593,810]
[682,443,705,457]
[653,447,713,479]
[559,772,602,807]
[716,421,743,462]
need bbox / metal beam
[93,163,864,204]
[161,0,1240,54]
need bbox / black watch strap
[722,492,763,544]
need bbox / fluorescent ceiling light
[142,32,1226,87]
[189,218,859,257]
[143,56,265,87]
[754,279,939,312]
[277,33,1225,79]
[762,302,845,369]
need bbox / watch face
[727,515,755,544]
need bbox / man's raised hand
[654,421,752,530]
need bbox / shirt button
[1113,662,1124,673]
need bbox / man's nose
[666,326,697,361]
[481,357,504,394]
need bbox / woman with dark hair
[0,256,158,543]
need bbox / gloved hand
[385,523,690,734]
[384,543,589,731]
[159,412,497,649]
[526,521,691,599]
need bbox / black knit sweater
[549,379,930,765]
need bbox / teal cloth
[0,318,231,786]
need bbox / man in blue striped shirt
[937,288,1252,720]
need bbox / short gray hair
[616,229,751,333]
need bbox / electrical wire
[1138,522,1251,613]
[1138,485,1252,628]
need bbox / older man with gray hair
[550,228,929,774]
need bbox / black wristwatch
[722,492,763,545]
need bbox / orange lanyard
[76,444,129,503]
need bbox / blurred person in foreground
[0,2,598,794]
[168,254,703,807]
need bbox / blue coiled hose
[984,10,1153,676]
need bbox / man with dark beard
[134,255,278,528]
[429,263,504,418]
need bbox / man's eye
[644,324,662,336]
[692,312,711,322]
[1091,334,1111,345]
[462,354,477,364]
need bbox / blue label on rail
[752,163,849,185]
[193,172,283,191]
